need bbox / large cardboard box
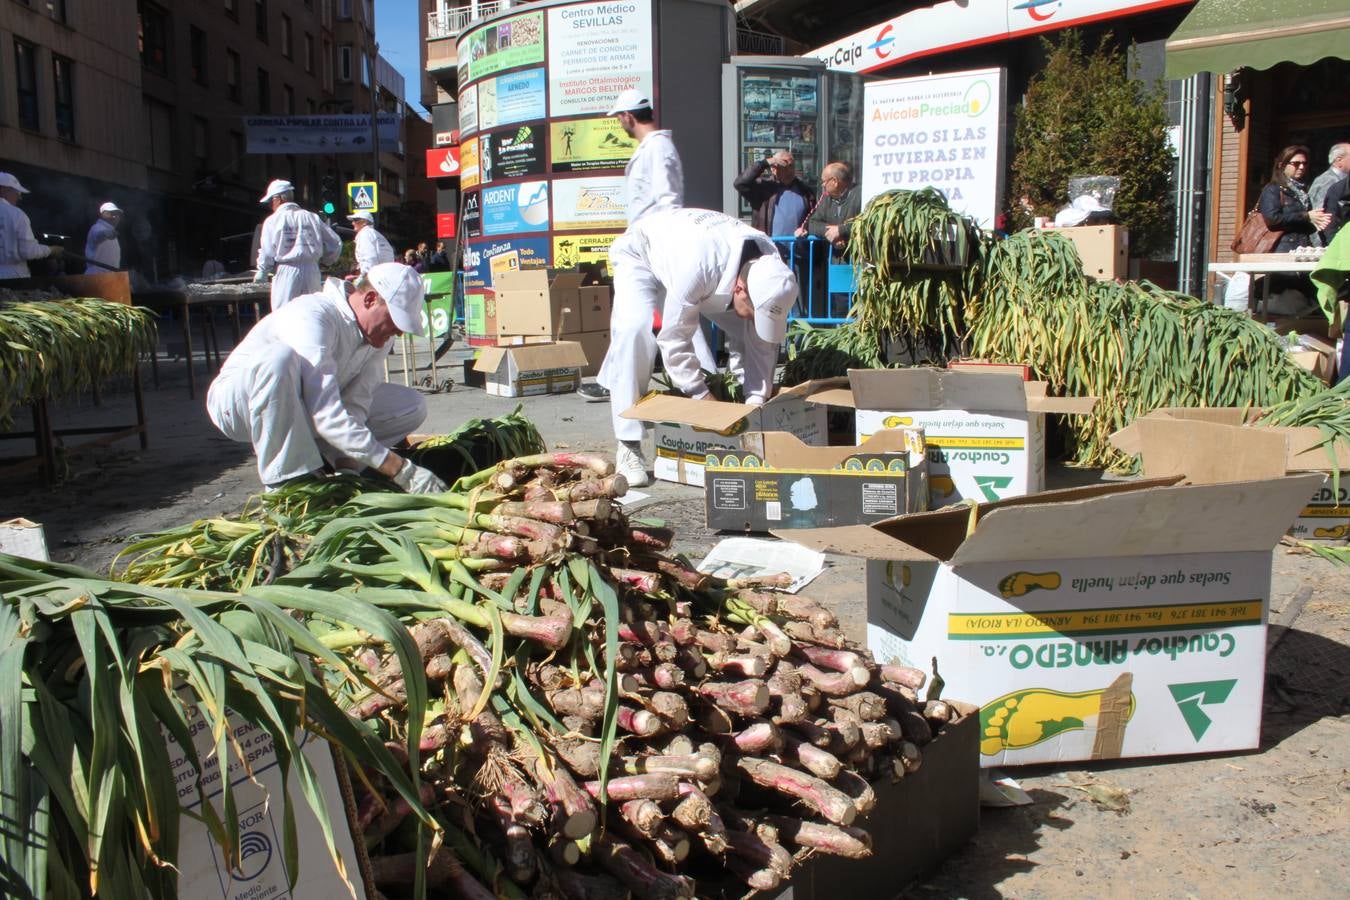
[578,285,612,332]
[622,380,838,487]
[473,341,587,397]
[0,518,49,561]
[811,369,1094,507]
[779,468,1325,767]
[492,270,584,339]
[704,429,928,531]
[1111,410,1350,540]
[1043,224,1128,280]
[575,330,610,378]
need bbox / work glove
[394,458,447,494]
[252,268,269,284]
[47,245,65,258]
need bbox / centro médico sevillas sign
[807,0,1194,74]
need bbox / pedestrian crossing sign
[347,181,379,213]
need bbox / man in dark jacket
[797,161,861,318]
[734,151,815,237]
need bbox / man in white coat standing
[254,179,342,311]
[600,207,797,486]
[0,172,64,278]
[83,202,123,273]
[348,210,395,275]
[586,90,718,404]
[207,262,446,493]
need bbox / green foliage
[1010,30,1175,258]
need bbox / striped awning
[1165,0,1350,79]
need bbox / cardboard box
[491,269,583,339]
[575,329,610,378]
[810,369,1095,507]
[704,429,928,531]
[578,285,612,332]
[779,469,1325,767]
[1043,224,1129,280]
[623,380,839,487]
[1111,409,1350,540]
[473,341,587,397]
[0,517,49,561]
[1283,332,1337,384]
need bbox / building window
[224,0,237,19]
[48,0,68,24]
[281,15,292,59]
[138,3,169,76]
[283,83,294,115]
[257,67,270,112]
[14,39,39,131]
[193,116,209,167]
[226,48,241,102]
[255,0,268,42]
[144,98,175,170]
[338,45,352,82]
[322,38,333,91]
[360,50,370,88]
[337,0,351,20]
[303,34,314,73]
[190,27,207,85]
[52,55,74,142]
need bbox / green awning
[1165,0,1350,79]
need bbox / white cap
[367,262,425,335]
[99,202,122,214]
[347,210,374,223]
[745,255,797,344]
[606,88,652,116]
[0,172,30,193]
[259,179,295,203]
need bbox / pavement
[3,336,1347,899]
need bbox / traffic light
[321,173,338,216]
[322,200,336,215]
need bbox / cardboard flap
[549,272,586,291]
[771,525,940,563]
[750,428,917,469]
[1111,408,1253,454]
[803,385,859,409]
[848,368,1030,412]
[472,346,508,374]
[775,377,851,401]
[621,393,754,430]
[492,269,549,291]
[1110,419,1289,484]
[1023,382,1097,415]
[1279,426,1350,471]
[946,474,1325,565]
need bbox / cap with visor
[606,88,653,116]
[259,179,296,203]
[744,256,797,344]
[366,262,426,335]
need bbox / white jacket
[0,198,52,278]
[84,218,120,272]
[216,278,393,470]
[354,225,395,274]
[628,208,776,395]
[256,202,342,274]
[624,130,683,224]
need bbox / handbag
[1231,204,1283,254]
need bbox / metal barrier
[772,235,854,325]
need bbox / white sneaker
[615,441,650,489]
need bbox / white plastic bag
[1219,272,1250,311]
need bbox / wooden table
[133,286,268,399]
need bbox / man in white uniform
[254,179,342,311]
[585,88,718,402]
[348,210,395,275]
[84,202,123,273]
[207,262,446,493]
[599,207,798,486]
[0,172,63,278]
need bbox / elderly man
[0,171,64,278]
[734,150,815,238]
[84,202,123,273]
[348,210,395,275]
[1309,143,1350,213]
[597,207,798,486]
[254,179,342,311]
[798,161,861,317]
[207,262,446,493]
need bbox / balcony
[427,1,519,41]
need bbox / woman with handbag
[1259,145,1332,251]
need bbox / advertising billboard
[546,1,654,117]
[482,181,551,235]
[461,10,546,84]
[550,118,636,172]
[551,176,627,231]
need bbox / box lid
[623,378,848,431]
[1111,408,1350,472]
[818,368,1096,415]
[741,428,920,469]
[777,473,1324,564]
[473,341,588,374]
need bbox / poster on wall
[553,233,619,269]
[547,1,654,118]
[481,180,551,235]
[460,138,481,189]
[551,176,627,231]
[861,67,1004,230]
[484,125,547,181]
[463,192,482,238]
[462,10,545,84]
[459,85,478,135]
[462,237,551,290]
[550,118,635,172]
[479,68,547,131]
